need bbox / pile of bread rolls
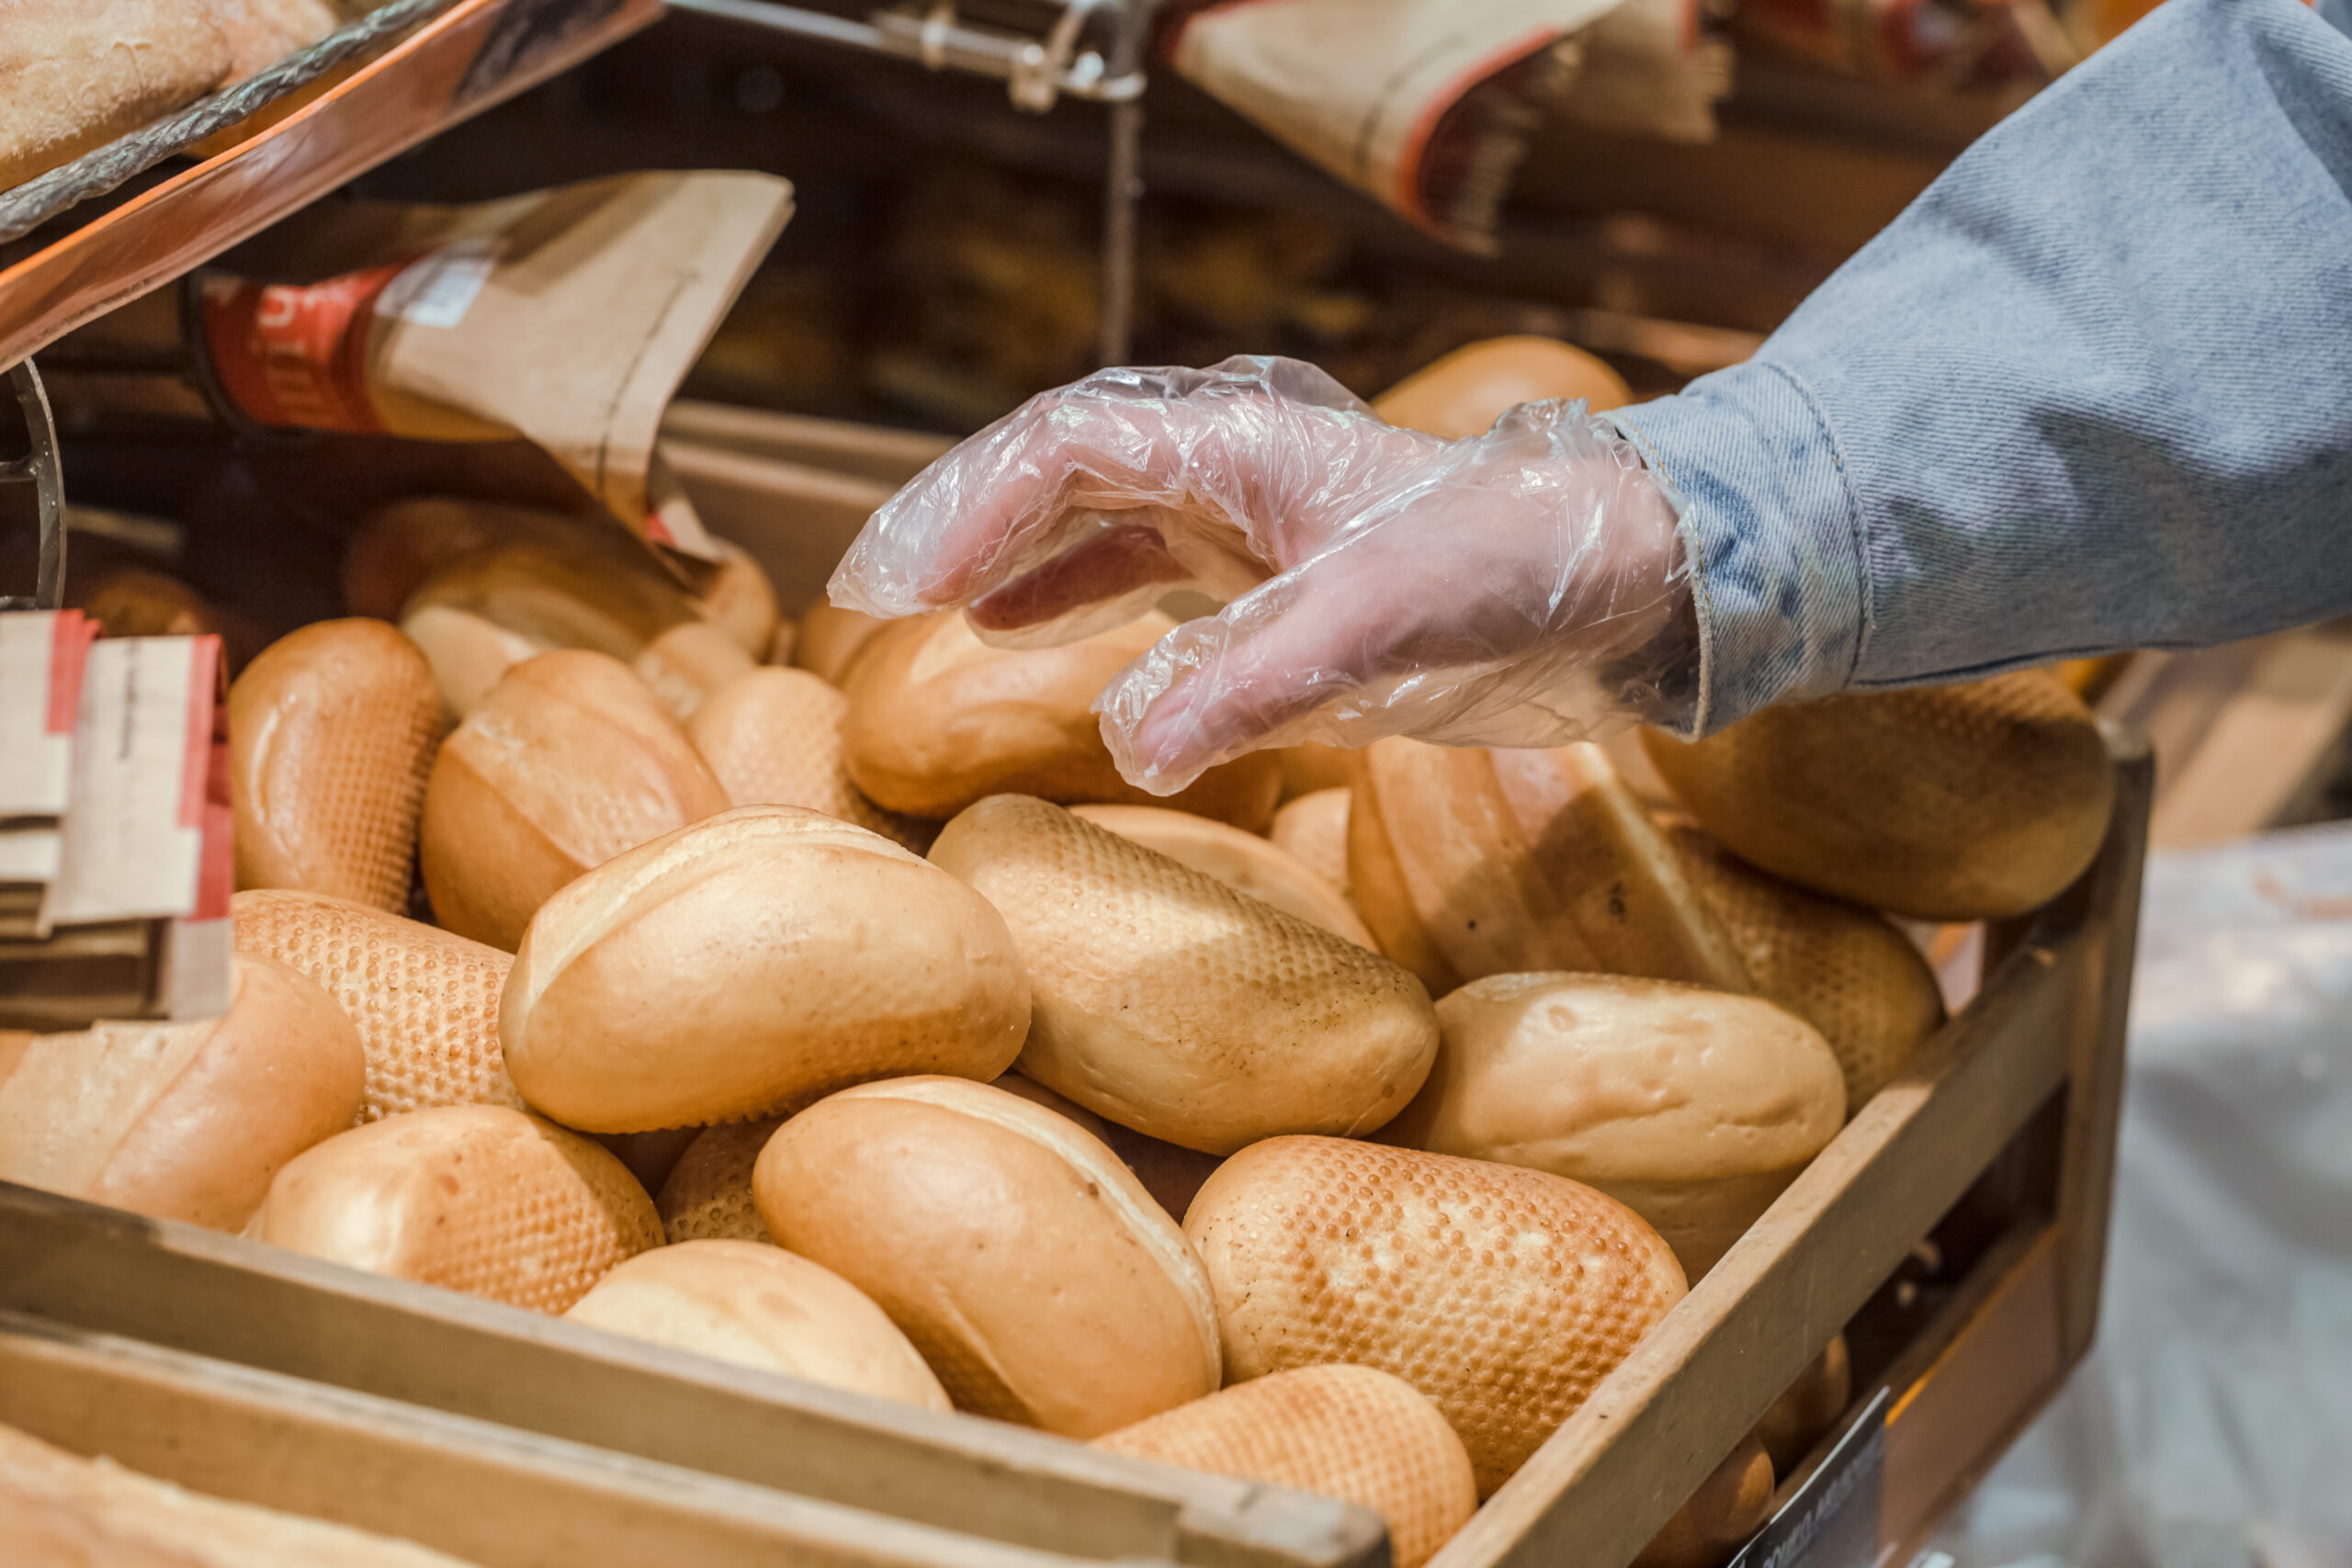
[0,341,2117,1568]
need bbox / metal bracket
[1,359,64,613]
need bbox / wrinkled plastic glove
[831,355,1693,795]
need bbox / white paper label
[43,637,215,929]
[0,612,90,818]
[379,238,503,330]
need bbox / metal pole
[1098,1,1152,366]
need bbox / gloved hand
[831,355,1694,795]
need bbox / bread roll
[1665,825,1944,1115]
[564,1240,951,1411]
[766,618,799,666]
[1350,739,1751,996]
[793,601,892,686]
[1269,788,1352,904]
[251,1103,662,1314]
[78,566,266,674]
[842,612,1282,830]
[1755,1334,1849,1475]
[1374,335,1632,439]
[230,619,445,914]
[232,888,524,1120]
[503,806,1029,1133]
[343,497,584,623]
[1094,1366,1476,1568]
[0,954,361,1232]
[0,3,232,191]
[419,650,729,951]
[656,1118,782,1245]
[685,667,932,852]
[695,540,782,657]
[931,795,1437,1155]
[1640,671,2116,920]
[1387,974,1846,1279]
[1186,1136,1685,1494]
[1276,742,1357,801]
[1631,1433,1774,1568]
[1069,804,1374,947]
[754,1076,1221,1438]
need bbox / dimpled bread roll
[842,612,1282,830]
[930,795,1438,1155]
[1631,1433,1775,1568]
[419,650,729,951]
[251,1104,662,1314]
[1389,974,1846,1280]
[233,889,523,1121]
[794,600,893,686]
[656,1118,782,1245]
[1351,739,1751,997]
[1185,1135,1686,1495]
[755,1077,1221,1438]
[564,1240,951,1411]
[229,620,445,914]
[1270,788,1353,906]
[1094,1366,1477,1568]
[503,806,1029,1134]
[0,953,362,1232]
[1666,825,1944,1115]
[1374,335,1632,438]
[1069,804,1374,947]
[686,667,933,852]
[1640,671,2116,920]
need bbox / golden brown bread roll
[1187,1136,1685,1495]
[1387,974,1846,1280]
[418,650,729,951]
[930,795,1437,1155]
[1640,671,2116,920]
[1275,742,1357,802]
[685,667,933,852]
[77,566,267,674]
[232,888,524,1121]
[1665,825,1945,1115]
[0,953,361,1232]
[1269,788,1352,904]
[695,540,782,658]
[1350,739,1751,996]
[1094,1366,1477,1568]
[754,1076,1222,1438]
[503,806,1030,1134]
[655,1118,782,1245]
[251,1103,662,1314]
[793,600,892,686]
[765,617,799,667]
[343,497,582,624]
[841,612,1282,830]
[230,619,445,914]
[564,1240,951,1411]
[1755,1334,1850,1475]
[1373,335,1633,438]
[1069,804,1374,947]
[1631,1433,1775,1568]
[0,3,232,191]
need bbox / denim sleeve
[1609,0,2352,735]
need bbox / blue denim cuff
[1608,362,1870,737]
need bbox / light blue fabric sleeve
[1608,0,2352,735]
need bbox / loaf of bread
[230,619,445,914]
[1755,1334,1850,1474]
[1350,739,1751,995]
[1630,1433,1774,1568]
[685,668,933,851]
[1094,1366,1477,1568]
[1388,973,1846,1279]
[1069,804,1374,947]
[1373,335,1632,439]
[250,1103,662,1314]
[233,888,524,1120]
[419,650,729,951]
[1269,788,1353,906]
[564,1239,952,1411]
[794,601,892,686]
[216,0,342,81]
[655,1117,782,1245]
[1186,1135,1685,1495]
[0,953,361,1232]
[931,795,1437,1155]
[0,3,232,192]
[754,1076,1222,1438]
[841,612,1281,829]
[503,806,1030,1133]
[1641,671,2116,919]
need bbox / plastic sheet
[831,355,1693,794]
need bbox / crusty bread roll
[1350,739,1751,996]
[230,619,445,914]
[842,612,1282,830]
[766,618,799,667]
[1631,1433,1775,1568]
[419,650,729,951]
[503,806,1030,1133]
[1069,804,1374,947]
[1755,1334,1850,1475]
[1276,742,1356,802]
[930,795,1437,1155]
[343,497,583,623]
[1387,973,1846,1280]
[1095,1366,1477,1568]
[251,1104,662,1314]
[754,1076,1221,1438]
[564,1239,951,1411]
[77,566,267,674]
[1187,1135,1685,1495]
[1269,788,1352,905]
[656,1118,782,1245]
[1373,335,1632,439]
[0,953,361,1232]
[233,888,524,1121]
[685,667,933,852]
[695,540,782,658]
[793,601,892,686]
[1640,671,2116,920]
[0,3,232,191]
[1666,825,1944,1115]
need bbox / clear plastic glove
[831,355,1693,795]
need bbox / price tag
[0,611,94,818]
[1728,1388,1892,1568]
